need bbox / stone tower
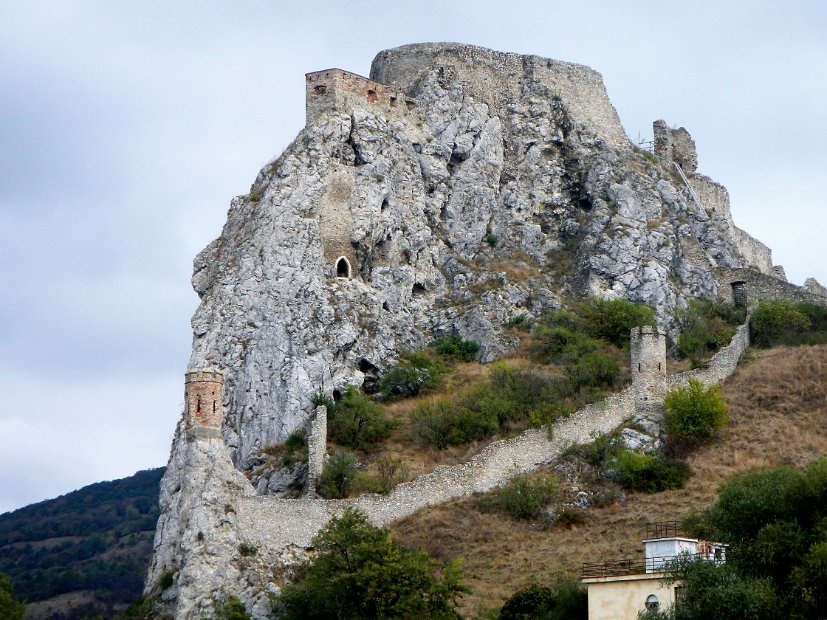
[630,326,667,411]
[184,368,223,430]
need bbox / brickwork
[305,69,416,127]
[184,369,223,429]
[630,326,667,412]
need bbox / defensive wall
[305,68,416,127]
[369,43,630,150]
[721,268,827,307]
[229,318,753,556]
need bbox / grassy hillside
[0,468,164,619]
[389,345,827,617]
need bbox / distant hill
[0,467,164,619]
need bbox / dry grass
[355,361,498,480]
[389,345,827,617]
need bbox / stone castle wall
[653,120,697,174]
[234,321,752,560]
[306,69,416,127]
[721,268,827,307]
[369,43,630,150]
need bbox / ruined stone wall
[653,120,698,174]
[236,388,636,552]
[721,268,827,307]
[306,406,326,494]
[234,319,751,557]
[667,319,751,390]
[687,174,774,275]
[305,69,416,127]
[369,43,630,150]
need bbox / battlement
[184,368,223,429]
[305,68,416,126]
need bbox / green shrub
[664,379,729,442]
[434,334,480,362]
[676,299,743,363]
[580,298,656,347]
[411,398,499,449]
[614,449,692,493]
[213,595,251,620]
[374,456,410,493]
[238,541,258,557]
[280,509,466,619]
[326,386,393,449]
[158,570,175,590]
[318,450,358,499]
[531,324,598,364]
[379,351,448,399]
[478,475,559,521]
[566,349,620,389]
[500,578,588,620]
[751,300,817,347]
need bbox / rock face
[148,43,785,616]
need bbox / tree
[500,578,587,620]
[664,379,729,443]
[0,572,25,620]
[280,509,466,619]
[641,559,779,620]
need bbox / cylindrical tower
[184,368,223,429]
[630,326,667,411]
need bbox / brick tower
[184,368,223,429]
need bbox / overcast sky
[1,1,825,514]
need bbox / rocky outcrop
[148,43,798,617]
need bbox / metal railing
[581,553,722,579]
[645,520,680,540]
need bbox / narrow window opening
[314,85,327,95]
[336,257,351,278]
[196,398,201,414]
[213,401,216,413]
[658,362,662,371]
[638,363,641,372]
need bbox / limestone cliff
[147,43,785,616]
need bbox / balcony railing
[581,553,723,579]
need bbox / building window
[645,595,660,611]
[336,256,351,278]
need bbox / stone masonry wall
[721,268,827,307]
[306,405,326,494]
[369,43,630,150]
[630,326,667,411]
[653,120,698,174]
[234,319,752,559]
[305,69,416,127]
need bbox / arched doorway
[336,256,351,278]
